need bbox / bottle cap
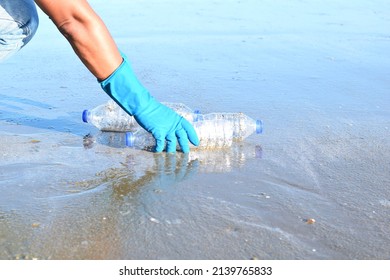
[125,132,135,147]
[82,110,89,123]
[256,120,263,134]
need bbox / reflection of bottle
[187,143,263,173]
[127,115,263,151]
[82,99,199,132]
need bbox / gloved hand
[99,55,199,153]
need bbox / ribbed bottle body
[196,112,262,140]
[83,100,137,132]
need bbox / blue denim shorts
[0,0,39,62]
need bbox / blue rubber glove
[99,55,199,153]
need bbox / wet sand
[1,0,390,259]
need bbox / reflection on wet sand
[80,133,262,197]
[0,137,262,259]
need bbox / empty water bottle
[83,131,131,149]
[126,113,263,151]
[82,100,136,132]
[82,99,199,132]
[161,102,200,122]
[196,112,262,140]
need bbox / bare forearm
[35,0,122,80]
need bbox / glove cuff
[99,56,152,116]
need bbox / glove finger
[176,126,191,153]
[154,135,166,153]
[180,119,199,146]
[165,133,178,153]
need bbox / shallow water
[1,0,390,259]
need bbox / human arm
[34,0,199,152]
[34,0,121,80]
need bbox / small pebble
[306,218,316,224]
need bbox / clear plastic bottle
[161,102,200,122]
[82,100,136,132]
[83,131,131,149]
[126,115,263,151]
[196,112,262,140]
[82,99,200,132]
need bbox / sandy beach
[1,0,389,259]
